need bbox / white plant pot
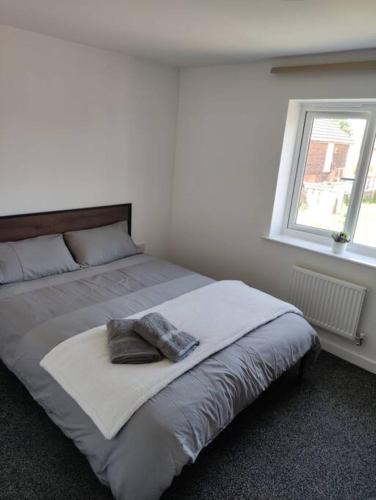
[331,241,348,255]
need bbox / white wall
[170,61,376,372]
[0,25,179,257]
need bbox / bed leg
[297,355,307,383]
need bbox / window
[353,146,376,248]
[275,100,376,260]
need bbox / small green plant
[331,231,350,243]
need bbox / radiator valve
[354,332,365,346]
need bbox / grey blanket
[0,254,319,500]
[135,312,199,362]
[107,319,163,364]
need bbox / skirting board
[318,332,376,374]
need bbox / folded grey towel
[134,312,200,363]
[107,319,163,364]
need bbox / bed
[0,204,319,500]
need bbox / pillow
[64,221,139,266]
[0,234,80,285]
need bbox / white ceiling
[1,0,376,67]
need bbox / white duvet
[40,280,300,439]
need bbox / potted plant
[331,231,350,255]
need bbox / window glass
[353,144,376,248]
[295,117,367,231]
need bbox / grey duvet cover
[0,255,318,500]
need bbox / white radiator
[289,266,366,342]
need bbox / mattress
[0,254,318,500]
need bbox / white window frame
[280,101,376,259]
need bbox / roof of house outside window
[311,119,353,144]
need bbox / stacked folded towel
[107,319,163,364]
[134,312,200,363]
[107,313,199,364]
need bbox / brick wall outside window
[305,141,349,183]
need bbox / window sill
[264,234,376,270]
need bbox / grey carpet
[0,351,375,500]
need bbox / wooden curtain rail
[270,60,376,74]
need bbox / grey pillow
[0,234,80,285]
[64,221,139,266]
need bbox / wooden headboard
[0,203,132,242]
